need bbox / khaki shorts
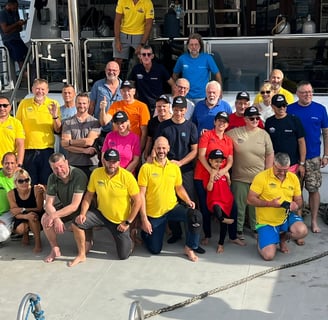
[304,157,322,192]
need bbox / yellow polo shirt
[138,159,182,218]
[88,166,139,224]
[116,0,154,35]
[16,97,60,149]
[250,167,301,226]
[0,116,25,167]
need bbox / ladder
[185,0,241,36]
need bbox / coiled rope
[144,250,328,318]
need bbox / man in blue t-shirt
[172,33,222,104]
[287,81,328,233]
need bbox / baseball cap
[236,91,250,101]
[244,106,260,117]
[112,111,128,123]
[208,149,226,160]
[215,111,229,122]
[172,96,187,108]
[271,94,288,108]
[120,80,136,89]
[103,149,120,161]
[156,94,170,104]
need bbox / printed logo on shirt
[97,180,105,186]
[137,74,144,79]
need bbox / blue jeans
[141,204,202,254]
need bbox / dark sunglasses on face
[275,105,287,108]
[0,103,10,108]
[260,91,271,94]
[17,178,30,184]
[141,53,152,57]
[249,117,260,121]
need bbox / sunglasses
[141,53,152,57]
[17,178,30,184]
[248,116,260,121]
[260,91,271,94]
[275,105,287,108]
[0,103,9,108]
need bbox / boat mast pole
[68,0,83,92]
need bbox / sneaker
[10,233,23,241]
[193,246,206,254]
[237,231,245,240]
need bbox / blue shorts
[257,213,304,250]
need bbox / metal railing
[128,300,144,320]
[17,293,45,320]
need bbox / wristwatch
[21,208,27,213]
[299,161,305,166]
[124,220,131,226]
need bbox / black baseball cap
[215,111,229,122]
[156,94,170,104]
[172,96,187,108]
[112,111,128,123]
[103,149,120,161]
[236,91,250,101]
[271,94,288,108]
[120,80,135,89]
[244,106,260,117]
[208,149,226,160]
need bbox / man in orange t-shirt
[99,80,150,152]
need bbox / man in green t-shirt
[0,152,17,242]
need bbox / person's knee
[260,250,275,261]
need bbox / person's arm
[139,185,152,234]
[135,18,153,55]
[206,169,217,192]
[45,192,84,220]
[15,138,25,167]
[62,130,99,148]
[321,128,328,166]
[264,152,274,169]
[143,136,152,161]
[175,184,195,209]
[219,155,233,177]
[297,137,306,177]
[140,125,148,153]
[0,19,25,35]
[125,193,142,224]
[198,147,212,174]
[125,155,140,173]
[114,13,123,52]
[215,71,222,86]
[171,144,197,167]
[167,77,176,94]
[99,96,112,126]
[172,73,179,81]
[247,189,281,208]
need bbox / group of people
[0,0,327,264]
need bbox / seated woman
[7,169,45,253]
[101,111,141,174]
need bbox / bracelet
[53,116,58,120]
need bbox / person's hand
[43,214,54,228]
[141,218,152,234]
[83,147,97,155]
[186,200,195,209]
[115,40,122,53]
[99,96,107,111]
[48,101,58,118]
[297,164,305,178]
[75,215,86,225]
[117,222,129,233]
[321,157,328,168]
[200,128,208,136]
[170,160,181,167]
[35,184,46,194]
[54,218,65,234]
[289,201,299,212]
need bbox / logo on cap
[104,148,120,161]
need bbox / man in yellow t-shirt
[138,136,202,262]
[253,69,294,105]
[113,0,154,67]
[0,96,25,168]
[69,148,141,266]
[16,78,61,185]
[247,152,308,261]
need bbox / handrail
[128,300,144,320]
[17,293,45,320]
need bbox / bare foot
[295,238,305,246]
[85,240,94,254]
[279,241,289,253]
[216,245,224,254]
[201,238,209,245]
[33,246,42,253]
[44,247,61,263]
[311,223,321,233]
[222,218,234,225]
[230,238,246,246]
[68,255,86,267]
[22,233,29,246]
[184,246,198,262]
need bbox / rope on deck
[144,250,328,318]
